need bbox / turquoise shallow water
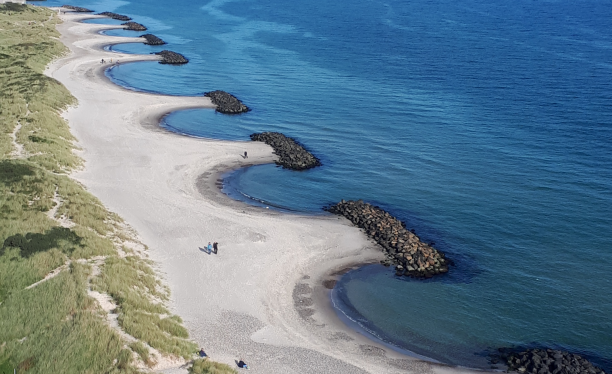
[35,0,612,369]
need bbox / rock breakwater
[141,34,166,45]
[155,50,188,65]
[204,90,249,114]
[97,12,131,21]
[325,200,450,278]
[498,348,607,374]
[122,21,147,31]
[250,132,322,170]
[62,5,93,12]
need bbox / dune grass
[0,4,204,372]
[189,359,237,374]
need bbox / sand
[46,11,490,374]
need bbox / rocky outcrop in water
[204,90,249,114]
[325,200,450,278]
[62,5,94,12]
[97,12,131,21]
[155,50,188,64]
[122,21,147,31]
[250,132,322,170]
[497,348,607,374]
[141,34,166,45]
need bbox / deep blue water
[36,0,612,369]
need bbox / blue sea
[35,0,612,369]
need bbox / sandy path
[47,11,488,374]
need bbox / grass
[0,5,206,373]
[189,359,237,374]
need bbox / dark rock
[498,349,607,374]
[250,132,322,171]
[325,200,450,278]
[122,21,147,31]
[97,12,131,21]
[62,5,94,12]
[141,34,166,45]
[155,50,188,65]
[204,90,249,114]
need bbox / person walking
[207,242,213,254]
[213,242,218,254]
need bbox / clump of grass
[129,341,152,367]
[189,358,237,374]
[94,256,197,358]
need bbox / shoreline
[48,10,492,374]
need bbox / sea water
[35,0,612,369]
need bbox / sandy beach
[46,11,488,374]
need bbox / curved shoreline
[47,9,493,374]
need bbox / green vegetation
[189,359,237,374]
[0,4,209,373]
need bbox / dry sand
[46,11,490,374]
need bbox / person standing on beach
[213,242,218,254]
[207,242,213,254]
[244,151,248,159]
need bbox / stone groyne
[325,200,450,278]
[156,50,188,65]
[141,34,166,45]
[204,90,249,114]
[498,348,607,374]
[250,132,322,170]
[62,5,93,12]
[97,12,131,21]
[122,21,147,31]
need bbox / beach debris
[250,132,322,170]
[62,5,94,12]
[497,348,607,374]
[325,200,450,278]
[204,90,250,114]
[141,33,166,45]
[122,21,146,31]
[155,50,188,64]
[97,11,131,21]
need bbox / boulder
[97,12,131,21]
[155,50,188,65]
[141,34,166,45]
[325,200,450,278]
[204,90,249,114]
[497,348,606,374]
[62,5,94,12]
[122,21,147,31]
[250,132,322,171]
